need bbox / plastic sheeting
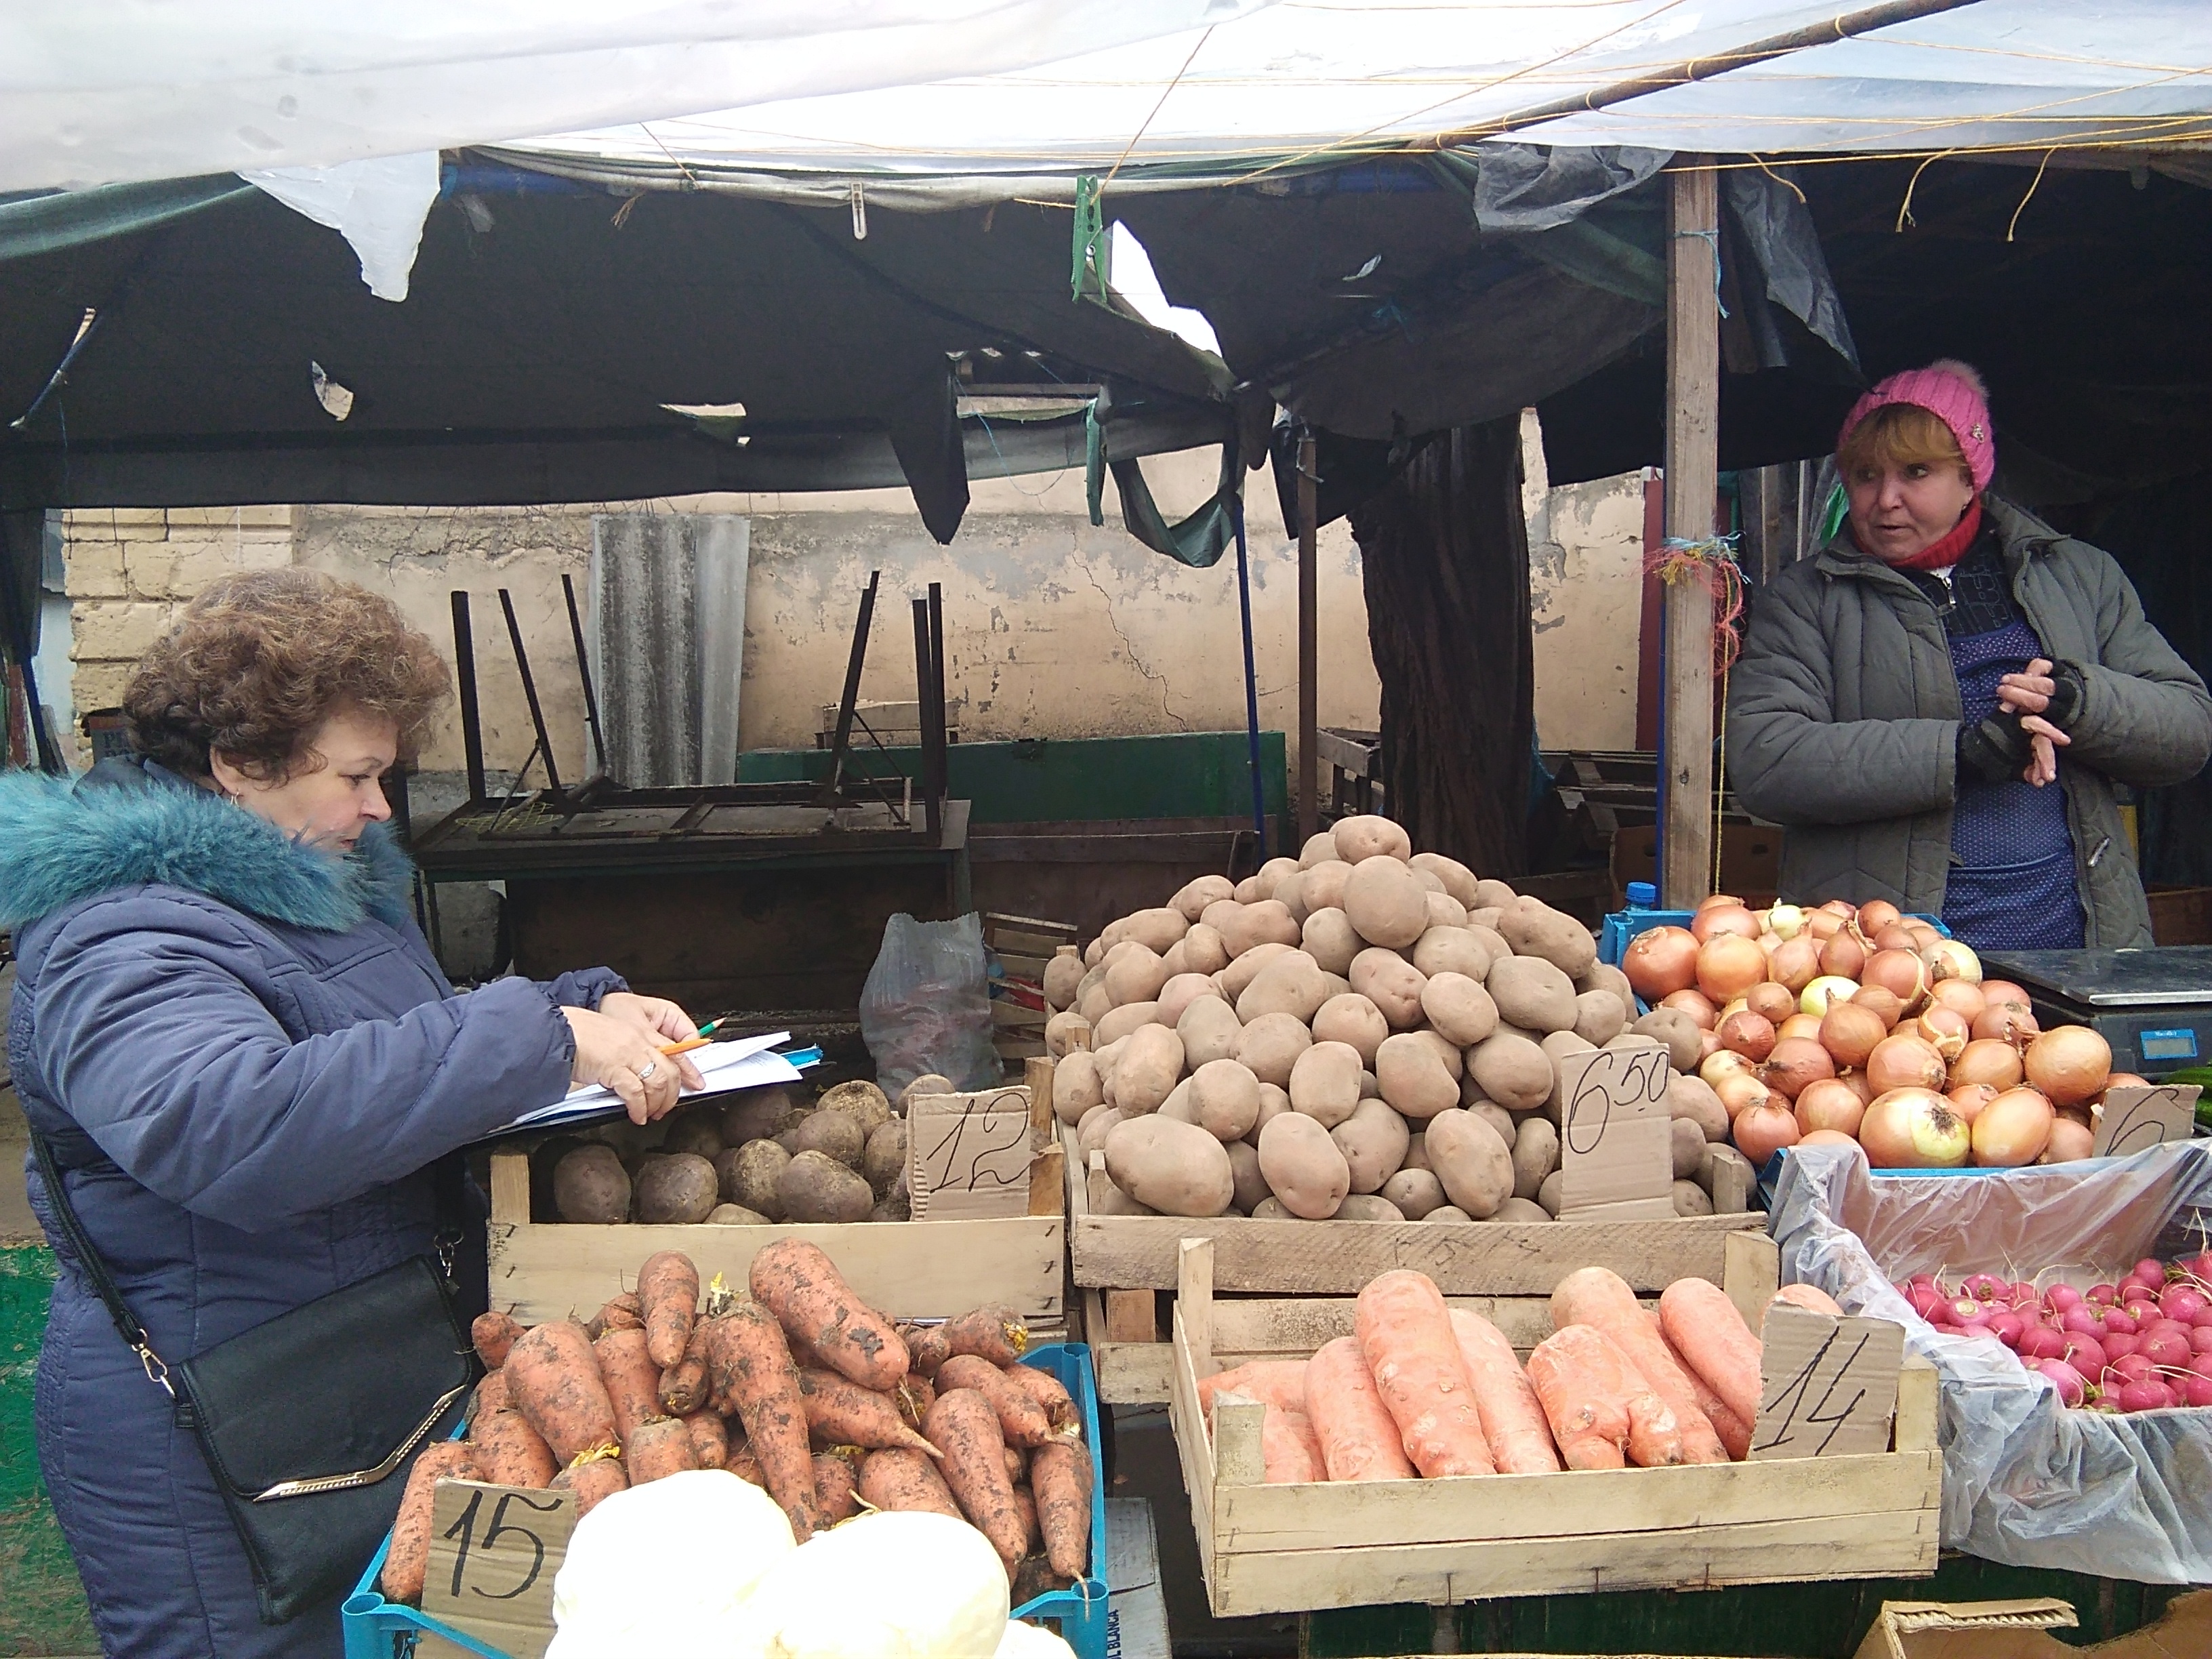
[1771,1141,2212,1584]
[243,153,441,302]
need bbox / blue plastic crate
[1601,905,1949,967]
[343,1345,1110,1659]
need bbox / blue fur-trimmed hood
[0,762,415,933]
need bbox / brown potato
[1333,1194,1407,1223]
[1076,1106,1126,1162]
[1420,972,1499,1046]
[1467,1031,1552,1112]
[1233,876,1263,903]
[1300,907,1364,976]
[1572,989,1628,1047]
[1115,1025,1186,1115]
[1511,1117,1561,1200]
[1043,949,1085,1012]
[788,1109,865,1170]
[1423,1108,1515,1218]
[1668,1073,1730,1143]
[1252,1082,1292,1134]
[1103,1116,1235,1217]
[820,1080,893,1136]
[1271,869,1311,925]
[707,1204,771,1225]
[1256,1112,1351,1218]
[1673,1180,1716,1217]
[1105,945,1171,1008]
[1498,897,1597,978]
[1093,1000,1162,1048]
[1375,1032,1460,1120]
[1084,938,1106,969]
[1044,1010,1092,1060]
[1171,874,1235,922]
[1486,955,1579,1035]
[1116,907,1191,956]
[1225,1139,1270,1213]
[1536,1170,1563,1217]
[1577,960,1638,1012]
[1380,1165,1446,1218]
[1187,1059,1263,1141]
[1472,879,1518,911]
[1052,1051,1105,1124]
[1222,900,1302,958]
[554,1145,632,1224]
[1220,941,1296,1003]
[1401,1130,1429,1170]
[1253,857,1303,901]
[1311,991,1387,1066]
[721,1141,789,1220]
[1235,1012,1313,1088]
[1175,995,1243,1069]
[1671,1116,1708,1180]
[864,1122,909,1195]
[1301,860,1354,915]
[1424,891,1471,930]
[1408,852,1479,909]
[1298,831,1339,869]
[1332,814,1412,865]
[1089,1157,1154,1215]
[1633,1007,1703,1072]
[777,1151,874,1223]
[659,1113,722,1160]
[1410,925,1496,983]
[1158,1078,1195,1125]
[1539,1029,1597,1121]
[1331,1097,1411,1193]
[1467,1098,1517,1149]
[1349,947,1427,1029]
[1155,972,1221,1028]
[1078,981,1113,1026]
[1236,951,1329,1024]
[1486,1197,1553,1225]
[1288,1040,1364,1128]
[1250,1197,1294,1221]
[1343,857,1429,949]
[719,1086,800,1146]
[1179,922,1231,976]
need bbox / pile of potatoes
[549,1076,943,1227]
[1045,817,1753,1224]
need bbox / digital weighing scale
[1978,947,2212,1078]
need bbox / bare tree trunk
[1349,417,1534,878]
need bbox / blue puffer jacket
[1,760,623,1658]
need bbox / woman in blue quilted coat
[1,569,704,1657]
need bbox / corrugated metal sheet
[587,513,749,786]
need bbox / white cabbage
[995,1618,1080,1658]
[546,1470,795,1659]
[731,1509,1010,1659]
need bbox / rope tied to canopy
[1644,531,1746,895]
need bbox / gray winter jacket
[1727,495,2212,946]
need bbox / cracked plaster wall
[1523,411,1648,754]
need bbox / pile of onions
[1860,1088,1971,1168]
[1624,926,1698,1000]
[1866,1033,1946,1094]
[1696,934,1768,1002]
[1971,1087,2055,1166]
[2024,1027,2112,1107]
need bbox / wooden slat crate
[1168,1235,1942,1616]
[1058,1120,1767,1405]
[486,1063,1067,1326]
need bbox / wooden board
[1167,1236,1941,1617]
[487,1150,1063,1323]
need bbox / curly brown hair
[123,569,451,781]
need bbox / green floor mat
[1,1247,97,1657]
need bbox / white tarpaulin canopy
[506,0,2212,187]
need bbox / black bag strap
[28,1126,176,1393]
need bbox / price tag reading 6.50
[1556,1040,1676,1221]
[421,1479,575,1659]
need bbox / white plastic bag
[732,1509,1009,1658]
[859,912,999,1094]
[1769,1140,2212,1582]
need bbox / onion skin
[1860,1088,1971,1168]
[1696,933,1769,1004]
[1972,1087,2055,1167]
[1732,1100,1801,1165]
[1691,905,1761,944]
[1929,979,1988,1021]
[1863,947,1931,1015]
[1745,981,1797,1025]
[1663,988,1719,1031]
[1866,1033,1946,1096]
[1946,1083,2000,1126]
[1719,1010,1778,1062]
[1971,1003,2039,1046]
[1762,1036,1835,1101]
[1624,926,1699,1000]
[1801,976,1860,1018]
[1915,1006,1971,1063]
[2038,1116,2095,1164]
[1818,1002,1889,1069]
[1795,1078,1866,1138]
[2023,1027,2111,1107]
[1951,1038,2025,1090]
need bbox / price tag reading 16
[1556,1040,1676,1221]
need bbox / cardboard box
[1853,1593,2212,1659]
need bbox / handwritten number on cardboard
[442,1489,562,1601]
[1755,1324,1872,1456]
[1562,1045,1669,1155]
[919,1105,1029,1191]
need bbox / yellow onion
[1769,935,1824,993]
[1972,1002,2039,1046]
[1818,1001,1889,1069]
[1701,1049,1759,1090]
[1746,981,1797,1025]
[1696,933,1769,1003]
[1862,947,1931,1015]
[1719,1010,1778,1062]
[2022,1027,2111,1107]
[1820,928,1868,980]
[1858,899,1903,935]
[1950,1038,2025,1090]
[1776,1012,1825,1043]
[1763,1036,1836,1100]
[1980,979,2032,1012]
[1624,926,1698,1000]
[1849,984,1905,1029]
[1801,976,1860,1018]
[1946,1082,1999,1125]
[1929,979,1988,1022]
[1691,905,1761,944]
[1795,1078,1866,1138]
[1663,988,1719,1030]
[1767,904,1808,940]
[1923,938,1983,985]
[1914,1005,1971,1063]
[1860,1088,1970,1168]
[1972,1086,2055,1166]
[2040,1118,2096,1163]
[1732,1099,1802,1165]
[1714,1071,1774,1122]
[1866,1032,1946,1095]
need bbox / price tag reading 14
[1556,1040,1677,1221]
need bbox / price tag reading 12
[1556,1040,1676,1221]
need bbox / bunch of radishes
[1896,1252,2212,1412]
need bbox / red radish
[1962,1273,2005,1302]
[2159,1286,2207,1325]
[2103,1309,2140,1338]
[2060,1308,2106,1338]
[2060,1333,2108,1376]
[2133,1258,2168,1292]
[1904,1286,1946,1321]
[2110,1352,2159,1384]
[2179,1374,2212,1408]
[2141,1328,2192,1369]
[2009,1280,2040,1308]
[2045,1284,2083,1316]
[1954,1297,1990,1325]
[2036,1359,2088,1407]
[2117,1276,2156,1305]
[2176,1252,2212,1286]
[2104,1332,2141,1361]
[2019,1326,2066,1361]
[2086,1284,2117,1306]
[2192,1328,2212,1355]
[1987,1312,2027,1349]
[2116,1380,2172,1413]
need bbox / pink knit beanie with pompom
[1837,359,1994,491]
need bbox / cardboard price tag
[1557,1039,1675,1221]
[907,1085,1037,1221]
[2092,1084,2200,1159]
[1750,1305,1903,1460]
[419,1479,574,1659]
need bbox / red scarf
[1891,498,1983,573]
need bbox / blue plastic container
[342,1344,1110,1659]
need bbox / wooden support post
[1296,432,1319,848]
[1662,163,1721,907]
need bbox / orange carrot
[936,1355,1057,1448]
[1302,1336,1416,1481]
[625,1416,698,1484]
[1550,1267,1727,1464]
[659,1321,713,1417]
[748,1240,910,1393]
[724,1443,765,1487]
[551,1452,628,1515]
[903,1324,953,1378]
[1002,1445,1027,1487]
[467,1406,557,1489]
[585,1293,642,1342]
[857,1447,962,1521]
[1526,1324,1685,1469]
[1660,1323,1751,1460]
[638,1251,701,1370]
[924,1388,1027,1570]
[1446,1309,1561,1474]
[1354,1269,1494,1477]
[470,1311,523,1371]
[1012,1485,1042,1555]
[506,1321,619,1465]
[941,1305,1027,1367]
[1771,1283,1845,1319]
[1029,1439,1093,1579]
[382,1442,478,1604]
[705,1303,819,1540]
[1216,1391,1322,1483]
[1197,1359,1309,1418]
[795,1368,943,1455]
[473,1370,510,1420]
[897,1372,937,1430]
[592,1327,663,1443]
[814,1450,861,1525]
[1658,1278,1764,1428]
[1003,1364,1081,1437]
[683,1411,729,1470]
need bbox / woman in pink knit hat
[1728,359,2212,950]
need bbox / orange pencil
[657,1036,713,1058]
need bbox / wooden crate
[1061,1124,1767,1404]
[1168,1235,1942,1616]
[487,1067,1067,1326]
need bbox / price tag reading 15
[421,1479,575,1659]
[1556,1040,1676,1221]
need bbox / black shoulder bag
[30,1131,479,1624]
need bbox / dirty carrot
[748,1239,910,1392]
[638,1250,701,1370]
[924,1388,1027,1570]
[506,1320,619,1465]
[705,1302,819,1540]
